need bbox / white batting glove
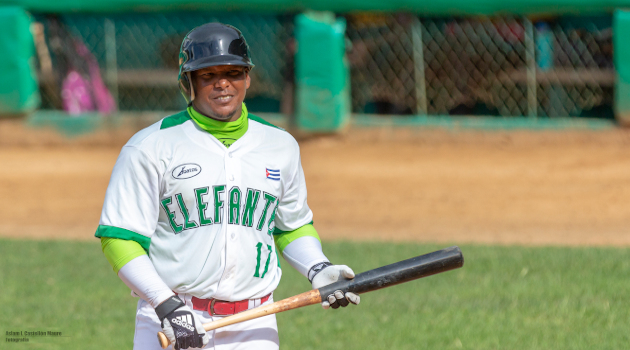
[155,296,209,350]
[310,263,361,310]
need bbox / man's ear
[245,72,251,89]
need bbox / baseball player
[95,23,360,350]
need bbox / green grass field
[1,239,629,349]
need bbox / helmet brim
[181,54,254,73]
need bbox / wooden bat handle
[158,246,464,348]
[158,289,322,349]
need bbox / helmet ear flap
[179,71,195,104]
[187,72,195,102]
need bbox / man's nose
[215,77,230,89]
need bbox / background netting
[345,13,613,118]
[33,12,613,118]
[34,13,294,112]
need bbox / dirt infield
[2,122,630,246]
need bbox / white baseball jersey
[97,111,313,301]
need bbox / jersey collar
[187,103,249,149]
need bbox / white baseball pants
[132,294,279,350]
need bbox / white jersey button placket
[220,150,237,295]
[227,150,238,245]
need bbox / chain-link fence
[33,12,294,112]
[346,13,613,118]
[33,12,613,118]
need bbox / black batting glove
[155,295,209,350]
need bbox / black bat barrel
[318,246,464,298]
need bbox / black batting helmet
[178,23,254,104]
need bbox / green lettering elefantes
[176,193,198,230]
[160,197,183,234]
[267,202,279,236]
[242,189,261,227]
[194,187,213,226]
[228,187,242,225]
[213,185,226,224]
[256,193,277,231]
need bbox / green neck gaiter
[188,103,249,148]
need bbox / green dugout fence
[0,0,626,130]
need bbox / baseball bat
[158,246,464,348]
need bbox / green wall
[0,6,39,114]
[295,12,350,132]
[615,10,630,126]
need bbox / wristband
[308,262,333,283]
[154,295,185,321]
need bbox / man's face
[191,65,251,122]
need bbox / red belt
[191,293,271,316]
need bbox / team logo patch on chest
[266,168,280,181]
[172,163,202,179]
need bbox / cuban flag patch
[266,168,280,181]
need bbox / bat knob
[157,331,170,349]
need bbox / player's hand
[156,296,209,350]
[310,263,360,310]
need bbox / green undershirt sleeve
[273,222,319,255]
[101,237,147,274]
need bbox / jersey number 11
[254,242,273,278]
